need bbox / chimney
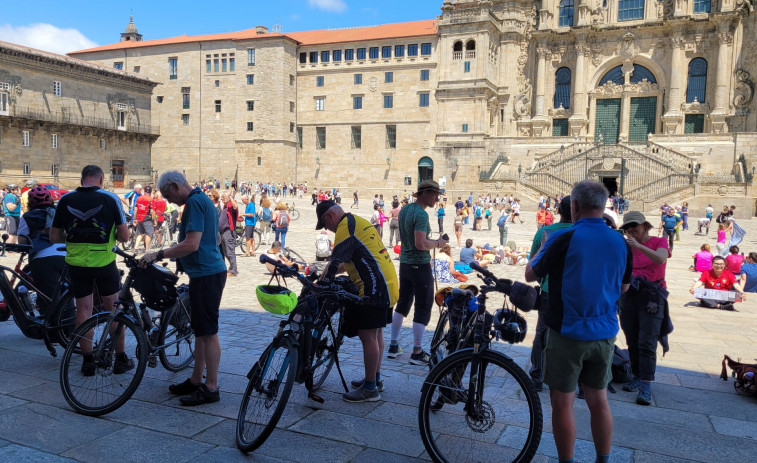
[256,25,269,35]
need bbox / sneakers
[350,378,384,392]
[623,377,642,392]
[81,354,96,377]
[387,344,402,359]
[636,381,652,406]
[342,384,380,403]
[180,383,220,406]
[409,350,431,366]
[113,354,135,374]
[169,378,201,395]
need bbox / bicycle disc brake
[464,400,495,433]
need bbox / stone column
[661,36,686,134]
[711,20,733,133]
[569,37,590,136]
[531,46,551,136]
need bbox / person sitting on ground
[739,252,757,293]
[433,244,459,284]
[725,245,745,275]
[502,246,529,265]
[691,244,713,272]
[689,255,746,310]
[459,239,488,267]
[264,241,295,274]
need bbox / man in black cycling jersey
[315,200,399,402]
[51,165,131,376]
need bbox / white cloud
[0,23,98,55]
[307,0,347,13]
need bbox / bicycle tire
[60,312,148,416]
[52,292,77,351]
[283,248,306,267]
[237,232,246,254]
[428,308,449,370]
[310,306,344,391]
[120,232,136,251]
[253,229,262,251]
[290,210,300,221]
[418,348,542,463]
[158,290,194,372]
[236,338,298,452]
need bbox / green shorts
[542,328,615,393]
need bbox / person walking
[618,211,671,406]
[3,184,21,244]
[388,200,401,247]
[133,185,155,254]
[526,180,632,463]
[658,208,680,251]
[315,200,398,402]
[219,191,238,277]
[497,206,509,246]
[258,196,273,245]
[140,171,227,405]
[272,201,290,248]
[454,208,464,248]
[51,165,132,375]
[388,180,448,365]
[240,195,257,257]
[436,204,445,234]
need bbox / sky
[1,0,444,55]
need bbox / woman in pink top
[618,211,671,406]
[692,244,713,272]
[716,222,727,256]
[725,245,745,275]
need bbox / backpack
[315,235,331,257]
[497,214,507,227]
[277,211,289,228]
[611,346,634,384]
[475,207,482,218]
[262,207,272,221]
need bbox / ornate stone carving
[549,105,571,117]
[513,40,532,120]
[718,31,734,45]
[617,33,640,61]
[733,68,754,109]
[670,36,686,49]
[591,0,607,24]
[514,94,531,118]
[681,100,710,113]
[591,79,659,96]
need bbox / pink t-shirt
[695,251,713,272]
[725,253,745,274]
[717,230,726,244]
[632,236,670,288]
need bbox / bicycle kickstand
[42,333,57,358]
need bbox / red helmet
[28,185,53,208]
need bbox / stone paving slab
[0,444,77,462]
[0,200,755,461]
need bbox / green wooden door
[684,114,705,133]
[629,96,657,141]
[595,99,621,144]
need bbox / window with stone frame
[116,103,127,130]
[247,122,254,132]
[169,57,178,79]
[353,96,363,109]
[554,67,572,109]
[182,114,190,126]
[354,73,363,85]
[421,43,432,55]
[384,94,393,109]
[693,0,711,13]
[53,81,62,96]
[357,48,366,60]
[419,93,430,107]
[617,0,644,21]
[321,51,330,63]
[559,0,574,26]
[316,127,326,149]
[182,87,190,109]
[23,162,30,175]
[247,100,255,111]
[386,125,397,149]
[296,127,303,148]
[684,114,705,133]
[52,133,58,149]
[0,92,8,116]
[395,45,405,57]
[686,58,707,103]
[369,47,379,59]
[315,98,324,111]
[552,118,569,136]
[333,50,342,61]
[382,46,392,58]
[351,126,362,149]
[345,49,355,60]
[408,44,419,56]
[22,131,30,147]
[420,69,430,81]
[215,100,222,113]
[248,49,255,66]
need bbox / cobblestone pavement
[0,199,755,462]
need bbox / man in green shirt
[389,180,448,365]
[528,195,572,391]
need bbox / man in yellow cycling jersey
[315,200,398,402]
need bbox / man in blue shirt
[526,180,632,463]
[240,194,257,257]
[141,171,226,406]
[658,208,680,251]
[3,184,21,244]
[741,252,757,293]
[120,184,142,218]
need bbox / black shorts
[342,302,392,338]
[6,215,19,235]
[395,262,434,326]
[244,225,257,239]
[69,261,121,299]
[137,220,154,235]
[189,271,226,337]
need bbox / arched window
[465,40,476,51]
[599,64,657,86]
[693,0,711,13]
[559,0,574,27]
[618,0,644,21]
[554,67,571,109]
[453,41,463,52]
[418,157,434,185]
[686,58,707,103]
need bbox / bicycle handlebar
[469,261,512,294]
[259,254,363,304]
[1,242,33,254]
[112,246,140,267]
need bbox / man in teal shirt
[240,195,257,256]
[528,195,572,391]
[389,180,448,365]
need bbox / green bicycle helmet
[256,285,297,315]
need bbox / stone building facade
[69,1,757,213]
[0,40,158,190]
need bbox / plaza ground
[0,198,755,462]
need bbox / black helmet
[493,309,527,344]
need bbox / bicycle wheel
[284,248,306,267]
[237,231,247,254]
[120,232,136,251]
[253,229,262,251]
[419,349,542,463]
[428,308,450,370]
[236,338,298,452]
[290,210,300,221]
[52,293,77,350]
[310,306,344,391]
[158,290,194,372]
[60,312,148,416]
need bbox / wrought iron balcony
[1,105,160,136]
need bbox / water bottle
[17,286,36,315]
[744,371,755,383]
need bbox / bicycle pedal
[308,393,325,404]
[148,357,157,368]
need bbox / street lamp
[315,157,321,164]
[453,157,459,167]
[386,156,391,165]
[518,162,522,178]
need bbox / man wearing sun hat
[388,180,449,365]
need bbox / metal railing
[3,105,159,136]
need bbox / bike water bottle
[17,286,34,315]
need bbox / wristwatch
[157,249,165,261]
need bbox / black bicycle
[235,222,262,254]
[419,262,543,463]
[235,254,361,452]
[0,236,77,357]
[59,247,193,416]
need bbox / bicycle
[59,247,194,416]
[419,261,543,463]
[286,203,300,221]
[0,236,77,357]
[150,213,175,251]
[235,221,262,254]
[235,254,361,452]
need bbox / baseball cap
[315,200,336,230]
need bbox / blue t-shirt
[124,191,140,217]
[244,202,257,227]
[741,263,757,293]
[178,188,226,278]
[459,247,476,265]
[4,194,20,217]
[661,214,678,231]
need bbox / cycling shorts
[69,261,121,299]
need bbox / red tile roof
[69,20,436,55]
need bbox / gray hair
[571,180,608,211]
[133,183,142,191]
[158,170,190,195]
